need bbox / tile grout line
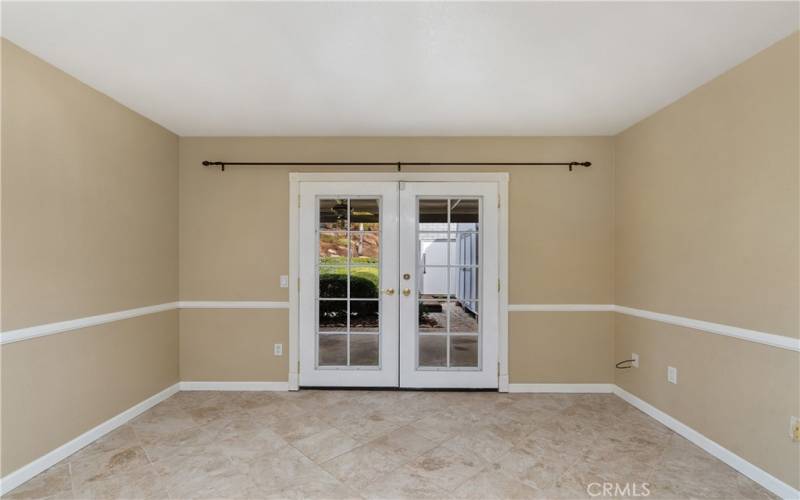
[67,461,75,500]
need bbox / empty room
[1,2,798,499]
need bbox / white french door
[298,180,498,389]
[299,182,400,387]
[399,182,498,388]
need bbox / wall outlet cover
[274,343,283,356]
[280,275,289,288]
[667,366,677,384]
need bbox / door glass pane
[350,199,380,231]
[449,267,479,302]
[319,268,347,298]
[453,232,479,271]
[419,300,447,333]
[416,196,481,369]
[449,199,479,232]
[419,266,448,296]
[320,199,348,230]
[419,238,448,267]
[319,301,347,332]
[450,336,478,367]
[350,300,379,332]
[419,335,447,367]
[320,232,348,266]
[350,334,379,366]
[319,334,348,366]
[351,233,379,265]
[419,199,448,231]
[448,301,479,334]
[350,268,379,298]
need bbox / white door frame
[288,172,510,391]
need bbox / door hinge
[297,194,301,208]
[497,195,500,208]
[497,362,500,375]
[497,279,501,292]
[297,360,300,374]
[297,277,301,292]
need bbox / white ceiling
[2,2,798,136]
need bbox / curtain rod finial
[202,160,226,171]
[568,161,592,171]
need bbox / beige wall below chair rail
[0,311,179,476]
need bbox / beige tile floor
[6,390,775,500]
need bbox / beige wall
[179,136,615,382]
[1,40,179,330]
[510,312,613,383]
[0,312,178,474]
[615,33,799,338]
[614,32,800,489]
[615,316,799,490]
[1,40,179,475]
[4,26,797,493]
[180,309,289,382]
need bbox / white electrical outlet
[279,275,289,288]
[274,343,283,356]
[667,366,677,384]
[631,353,639,368]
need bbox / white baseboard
[179,381,290,391]
[0,382,180,496]
[508,383,615,393]
[178,301,290,309]
[613,386,799,500]
[508,304,615,312]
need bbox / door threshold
[299,386,499,392]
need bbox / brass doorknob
[384,288,395,296]
[402,288,412,296]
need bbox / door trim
[288,172,509,391]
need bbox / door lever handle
[384,288,395,296]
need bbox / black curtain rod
[201,160,591,172]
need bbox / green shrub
[319,274,378,299]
